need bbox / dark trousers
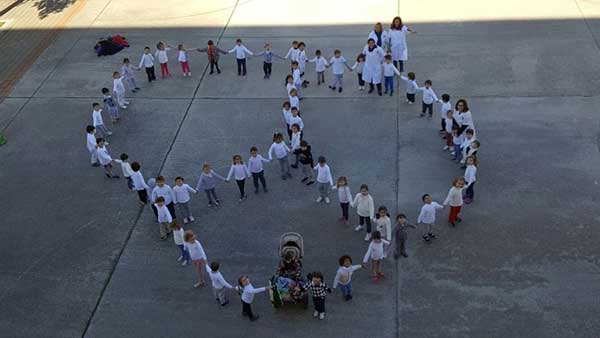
[465,182,475,200]
[145,66,156,82]
[242,301,255,319]
[340,202,349,220]
[369,82,382,95]
[406,93,415,102]
[422,102,433,115]
[395,230,408,257]
[204,188,218,203]
[137,189,148,204]
[210,60,221,73]
[441,118,446,131]
[237,58,247,75]
[357,73,364,86]
[359,216,372,233]
[393,60,404,73]
[313,297,326,313]
[252,171,267,191]
[236,179,246,198]
[152,202,176,220]
[263,62,272,76]
[317,71,325,84]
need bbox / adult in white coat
[361,38,385,96]
[388,16,416,73]
[367,22,389,51]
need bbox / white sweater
[268,142,290,160]
[375,216,392,241]
[313,164,333,185]
[227,164,250,181]
[205,267,233,289]
[444,186,466,207]
[247,155,269,173]
[363,240,389,263]
[185,240,207,260]
[333,265,361,287]
[333,185,352,203]
[173,184,197,203]
[352,193,374,218]
[417,202,443,224]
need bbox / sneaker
[420,113,425,117]
[189,216,195,222]
[107,131,113,136]
[316,197,323,203]
[408,101,413,104]
[319,312,325,320]
[338,87,343,93]
[378,271,385,278]
[220,300,229,306]
[160,235,167,240]
[193,282,204,288]
[329,86,336,90]
[135,87,140,90]
[188,72,192,76]
[181,260,188,266]
[111,174,120,179]
[124,101,130,105]
[422,235,430,242]
[443,146,449,150]
[313,310,319,317]
[263,188,268,193]
[324,197,330,204]
[389,91,393,96]
[354,225,364,231]
[306,181,314,186]
[177,256,183,262]
[384,90,388,94]
[290,164,298,169]
[364,233,372,241]
[371,276,380,282]
[449,221,456,227]
[249,315,259,322]
[401,252,409,258]
[238,195,246,203]
[183,217,189,224]
[215,200,220,206]
[207,202,213,207]
[428,233,436,239]
[457,217,463,222]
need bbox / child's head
[407,72,416,80]
[384,54,392,63]
[291,61,299,69]
[202,163,211,173]
[374,22,384,33]
[93,102,101,111]
[318,156,326,165]
[289,88,298,97]
[156,42,164,50]
[112,71,120,79]
[422,194,432,204]
[236,38,242,45]
[466,156,476,165]
[334,49,341,57]
[250,146,258,156]
[292,40,298,48]
[155,175,165,187]
[298,41,305,50]
[143,46,150,53]
[101,88,109,95]
[96,137,105,147]
[471,140,480,149]
[452,125,460,134]
[424,79,432,87]
[178,44,185,50]
[155,196,165,206]
[291,107,299,116]
[310,271,324,284]
[291,124,300,133]
[442,93,450,103]
[465,129,474,139]
[169,220,181,230]
[336,176,348,187]
[367,38,376,47]
[123,58,130,65]
[300,140,308,150]
[283,101,291,109]
[360,184,369,195]
[338,255,352,267]
[357,53,365,62]
[315,49,321,56]
[273,132,284,143]
[210,261,220,272]
[175,176,184,186]
[238,275,249,287]
[86,125,95,134]
[264,42,271,50]
[372,231,382,241]
[376,205,389,218]
[184,229,196,243]
[396,213,407,224]
[131,162,141,172]
[445,109,454,118]
[453,177,466,188]
[232,154,242,164]
[119,153,128,161]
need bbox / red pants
[192,259,206,284]
[448,205,461,223]
[445,132,453,146]
[180,61,190,74]
[160,62,169,77]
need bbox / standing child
[438,93,452,134]
[197,40,228,74]
[298,140,314,185]
[101,89,120,123]
[400,72,417,104]
[236,275,268,322]
[297,42,309,86]
[362,231,389,282]
[96,138,119,179]
[332,255,362,301]
[303,272,332,320]
[184,230,207,288]
[130,161,150,204]
[284,40,300,72]
[176,44,191,77]
[85,125,99,166]
[417,79,438,118]
[391,213,417,258]
[443,177,467,227]
[170,220,190,266]
[451,125,464,161]
[417,194,444,241]
[92,103,112,138]
[206,261,234,306]
[255,43,283,79]
[332,176,352,224]
[382,55,401,96]
[351,54,365,90]
[314,156,334,204]
[443,110,457,150]
[112,71,128,109]
[289,89,300,112]
[308,50,328,85]
[328,49,353,93]
[154,196,173,240]
[461,137,479,167]
[247,146,269,194]
[285,76,296,102]
[228,38,253,76]
[155,42,171,78]
[114,153,134,189]
[287,108,304,141]
[291,61,304,99]
[290,124,302,168]
[463,156,477,204]
[173,176,197,224]
[282,101,293,138]
[139,46,156,82]
[120,58,140,93]
[374,206,392,242]
[195,163,226,207]
[151,176,176,220]
[268,132,292,180]
[226,155,251,202]
[352,184,375,241]
[459,129,476,163]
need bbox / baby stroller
[269,232,309,308]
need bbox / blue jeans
[177,244,190,262]
[452,144,461,161]
[384,76,394,92]
[339,282,352,296]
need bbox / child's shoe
[254,188,259,194]
[443,146,449,150]
[319,312,325,320]
[422,235,430,242]
[189,216,195,222]
[207,202,213,207]
[371,275,380,282]
[428,232,436,239]
[378,271,385,278]
[324,197,330,204]
[306,180,314,186]
[177,256,183,262]
[290,164,298,169]
[389,91,393,96]
[107,131,113,136]
[364,232,371,241]
[301,177,308,182]
[181,260,188,266]
[188,72,192,76]
[354,225,364,231]
[316,197,323,203]
[193,282,204,288]
[183,217,189,224]
[338,87,343,93]
[313,310,319,317]
[215,199,220,206]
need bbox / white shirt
[289,96,300,110]
[86,133,96,152]
[461,135,476,150]
[363,240,389,263]
[444,187,466,207]
[229,44,253,59]
[352,193,374,218]
[131,171,149,191]
[329,56,348,75]
[227,164,250,181]
[139,53,154,68]
[268,142,290,160]
[453,132,465,146]
[291,131,301,150]
[418,86,438,104]
[155,203,173,223]
[96,146,112,165]
[309,56,328,72]
[286,83,296,97]
[333,185,352,203]
[457,111,476,133]
[114,160,133,177]
[173,227,184,245]
[444,116,455,133]
[205,267,233,289]
[239,282,266,304]
[113,77,125,94]
[351,61,364,73]
[185,240,207,260]
[383,62,401,77]
[287,115,303,130]
[464,165,477,186]
[368,30,390,50]
[285,47,299,61]
[173,184,196,203]
[333,265,361,288]
[375,216,392,241]
[92,109,104,127]
[417,202,443,224]
[439,100,452,119]
[400,76,418,94]
[313,164,333,185]
[151,185,175,204]
[293,68,302,85]
[155,48,170,63]
[247,155,269,173]
[297,50,307,71]
[177,50,187,62]
[282,107,292,124]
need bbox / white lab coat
[368,30,389,51]
[361,45,385,84]
[388,26,409,61]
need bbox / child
[461,138,479,167]
[154,196,173,240]
[112,71,128,109]
[297,42,308,86]
[400,72,417,104]
[382,55,401,96]
[226,155,251,202]
[332,255,361,301]
[236,275,267,321]
[268,132,292,180]
[438,93,451,133]
[352,184,375,241]
[155,42,171,78]
[282,101,293,137]
[255,43,283,79]
[96,138,119,179]
[151,176,176,220]
[289,88,300,112]
[351,54,365,90]
[443,177,467,227]
[197,40,227,74]
[308,49,328,85]
[451,125,464,161]
[284,40,300,71]
[303,272,332,320]
[92,103,112,139]
[443,110,457,150]
[333,176,352,224]
[206,261,234,306]
[463,156,477,204]
[247,146,269,194]
[459,129,476,163]
[184,230,207,288]
[290,124,302,168]
[114,153,134,189]
[85,125,99,166]
[130,161,150,204]
[374,206,392,241]
[417,79,438,118]
[173,176,197,223]
[285,76,296,102]
[314,156,334,204]
[138,46,156,82]
[328,49,352,93]
[392,213,417,258]
[417,194,444,241]
[176,44,191,76]
[101,89,120,123]
[362,231,389,282]
[120,58,140,92]
[170,220,190,266]
[195,163,226,207]
[298,140,314,185]
[291,61,303,98]
[287,108,304,135]
[228,38,253,76]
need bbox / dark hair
[318,156,326,163]
[367,38,375,43]
[372,231,382,240]
[291,61,299,66]
[391,16,404,30]
[292,40,298,45]
[407,72,416,80]
[123,58,130,63]
[465,129,474,135]
[300,140,308,147]
[421,194,430,202]
[144,46,150,50]
[250,146,258,152]
[86,125,95,133]
[298,42,305,47]
[283,100,291,108]
[156,42,163,49]
[92,102,100,108]
[455,99,469,112]
[315,49,321,55]
[376,206,390,219]
[285,74,293,84]
[169,220,181,229]
[396,213,407,220]
[291,106,298,111]
[131,162,141,171]
[210,261,220,272]
[384,54,392,60]
[442,93,450,102]
[356,53,365,62]
[96,137,104,144]
[273,132,283,142]
[236,38,242,43]
[175,176,184,181]
[101,88,109,94]
[207,40,214,45]
[120,153,128,161]
[338,255,352,266]
[360,184,369,191]
[291,123,300,131]
[424,79,432,86]
[232,154,243,163]
[472,140,480,147]
[156,175,165,182]
[310,271,324,280]
[334,49,341,54]
[155,196,165,203]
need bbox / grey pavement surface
[1,0,600,337]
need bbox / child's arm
[434,201,444,209]
[308,57,317,63]
[225,166,234,181]
[213,171,226,181]
[228,46,237,54]
[169,187,176,204]
[195,176,204,191]
[392,64,401,76]
[217,48,228,55]
[344,61,353,72]
[187,184,198,194]
[369,197,375,220]
[332,270,341,289]
[243,165,251,178]
[243,46,254,56]
[267,145,274,160]
[351,62,358,70]
[284,47,292,59]
[196,47,207,53]
[385,221,392,241]
[255,51,265,57]
[362,243,373,264]
[138,55,145,69]
[260,155,270,163]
